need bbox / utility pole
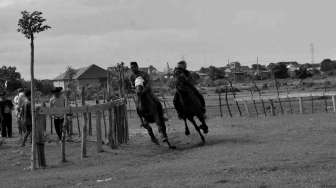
[257,56,260,77]
[310,43,315,64]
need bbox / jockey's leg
[173,94,184,119]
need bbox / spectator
[21,90,32,147]
[0,91,14,138]
[13,88,26,135]
[49,87,65,141]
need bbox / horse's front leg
[156,119,176,149]
[189,117,205,144]
[142,122,159,145]
[184,119,190,136]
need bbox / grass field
[1,112,336,187]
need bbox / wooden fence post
[299,97,303,114]
[311,95,314,113]
[50,115,53,134]
[244,101,250,117]
[287,96,293,114]
[278,97,284,114]
[332,95,336,113]
[96,110,103,152]
[261,98,267,117]
[123,102,129,143]
[81,109,87,159]
[108,107,117,149]
[102,110,107,142]
[218,92,223,117]
[252,99,258,117]
[225,87,232,117]
[269,99,275,116]
[61,113,67,163]
[323,88,328,112]
[81,87,87,159]
[35,107,46,168]
[88,112,92,136]
[74,93,81,136]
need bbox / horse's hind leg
[184,119,190,136]
[143,123,159,145]
[189,118,205,144]
[197,115,208,134]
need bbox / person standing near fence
[49,87,65,141]
[14,88,26,136]
[0,91,14,138]
[21,90,32,147]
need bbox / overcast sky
[1,0,336,79]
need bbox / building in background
[52,64,108,90]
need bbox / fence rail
[33,98,129,168]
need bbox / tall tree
[17,10,51,170]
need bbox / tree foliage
[269,63,289,79]
[208,66,225,80]
[17,10,51,39]
[320,59,336,72]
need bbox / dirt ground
[1,113,336,188]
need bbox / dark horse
[134,77,175,149]
[173,78,208,144]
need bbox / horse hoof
[151,139,160,145]
[200,126,208,134]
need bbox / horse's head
[134,76,145,95]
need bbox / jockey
[129,61,160,102]
[173,60,206,116]
[130,61,166,119]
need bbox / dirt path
[1,114,336,187]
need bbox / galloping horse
[173,76,208,144]
[134,77,175,149]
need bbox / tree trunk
[30,35,36,170]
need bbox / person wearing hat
[173,60,206,117]
[49,87,65,141]
[0,91,14,138]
